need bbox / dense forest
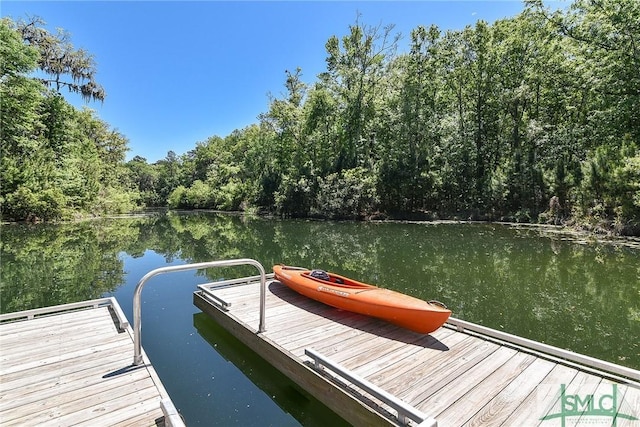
[2,0,639,234]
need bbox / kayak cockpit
[304,269,374,290]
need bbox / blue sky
[3,1,531,163]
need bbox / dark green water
[1,212,639,425]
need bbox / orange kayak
[273,265,451,334]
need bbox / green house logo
[540,383,638,426]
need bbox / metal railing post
[133,258,266,365]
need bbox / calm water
[1,212,639,425]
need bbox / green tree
[552,0,640,145]
[260,69,309,171]
[238,124,279,208]
[323,18,399,170]
[1,18,44,212]
[302,81,339,175]
[529,0,640,228]
[1,17,136,220]
[577,139,640,233]
[378,25,443,212]
[156,151,184,203]
[312,167,378,219]
[16,16,105,102]
[126,156,160,206]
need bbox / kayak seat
[310,270,331,281]
[309,270,344,284]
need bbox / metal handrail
[133,258,266,365]
[0,297,128,330]
[446,317,640,382]
[305,348,437,427]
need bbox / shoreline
[3,209,640,249]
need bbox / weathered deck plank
[380,336,499,400]
[347,329,462,378]
[0,349,132,412]
[437,355,553,426]
[618,384,640,427]
[501,362,580,427]
[195,279,640,427]
[0,299,181,427]
[0,308,117,352]
[0,338,131,385]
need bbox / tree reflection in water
[2,212,638,370]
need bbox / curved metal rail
[133,258,266,365]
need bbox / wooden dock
[0,298,183,427]
[195,276,640,427]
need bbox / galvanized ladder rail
[197,273,276,311]
[305,348,438,427]
[132,258,267,365]
[447,317,640,383]
[0,297,128,329]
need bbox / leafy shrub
[167,185,188,209]
[576,139,640,233]
[185,180,213,209]
[312,167,379,219]
[213,178,245,211]
[2,186,67,221]
[274,175,313,217]
[92,186,138,214]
